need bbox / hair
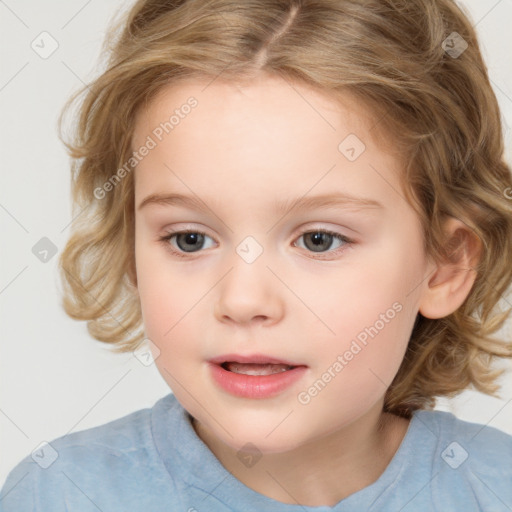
[57,0,512,418]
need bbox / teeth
[224,362,293,375]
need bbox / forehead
[133,73,379,148]
[131,74,405,215]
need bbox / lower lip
[208,363,307,399]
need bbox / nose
[213,253,285,326]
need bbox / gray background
[1,0,511,486]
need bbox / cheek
[313,238,424,384]
[135,240,196,342]
[320,249,418,331]
[134,241,221,379]
[302,290,413,424]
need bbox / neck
[192,401,410,507]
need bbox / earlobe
[418,218,482,320]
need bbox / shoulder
[0,395,178,511]
[34,401,155,468]
[415,408,512,464]
[414,409,512,510]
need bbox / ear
[418,217,482,319]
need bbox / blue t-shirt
[1,393,511,511]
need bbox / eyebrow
[137,192,384,214]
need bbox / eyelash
[157,228,354,260]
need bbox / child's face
[132,73,433,453]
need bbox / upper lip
[208,353,306,367]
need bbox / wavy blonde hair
[57,0,512,417]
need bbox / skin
[131,72,481,507]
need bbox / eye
[158,228,354,259]
[158,230,215,257]
[294,229,353,257]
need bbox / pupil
[306,232,332,252]
[178,232,204,252]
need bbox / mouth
[208,353,308,398]
[209,353,306,376]
[221,362,295,375]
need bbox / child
[2,0,511,509]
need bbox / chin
[209,423,308,455]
